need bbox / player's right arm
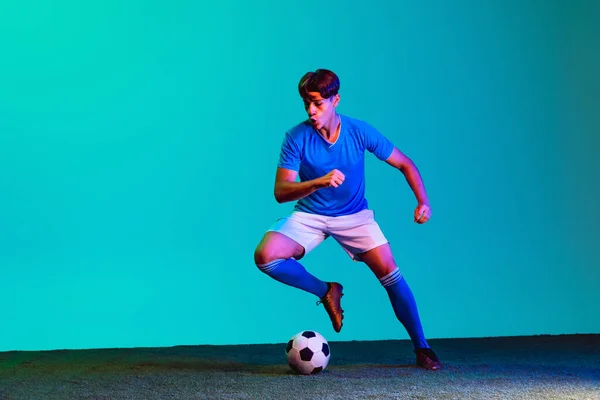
[274,168,345,203]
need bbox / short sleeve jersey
[277,114,394,217]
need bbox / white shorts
[267,208,389,261]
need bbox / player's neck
[318,113,341,142]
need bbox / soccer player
[253,69,443,370]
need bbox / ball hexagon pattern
[286,330,330,375]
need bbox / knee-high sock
[380,268,429,349]
[257,258,329,298]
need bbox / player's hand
[318,169,345,188]
[414,203,431,224]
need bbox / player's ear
[332,94,340,107]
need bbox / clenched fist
[414,203,431,224]
[318,169,345,188]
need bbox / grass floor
[1,334,598,399]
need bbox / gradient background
[1,1,598,352]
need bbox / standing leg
[357,243,429,348]
[357,243,443,370]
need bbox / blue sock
[258,258,329,298]
[380,268,429,349]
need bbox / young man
[253,69,443,370]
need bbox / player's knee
[254,243,281,267]
[381,264,399,277]
[253,246,270,267]
[378,265,403,287]
[254,247,287,276]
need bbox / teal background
[1,1,598,352]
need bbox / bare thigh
[254,231,306,265]
[357,243,398,279]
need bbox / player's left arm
[384,147,431,224]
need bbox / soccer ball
[286,330,330,375]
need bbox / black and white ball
[286,330,330,375]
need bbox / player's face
[303,91,339,130]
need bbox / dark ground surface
[0,334,598,399]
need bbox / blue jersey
[277,114,395,217]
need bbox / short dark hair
[298,69,340,100]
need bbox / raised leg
[254,231,327,298]
[254,231,344,332]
